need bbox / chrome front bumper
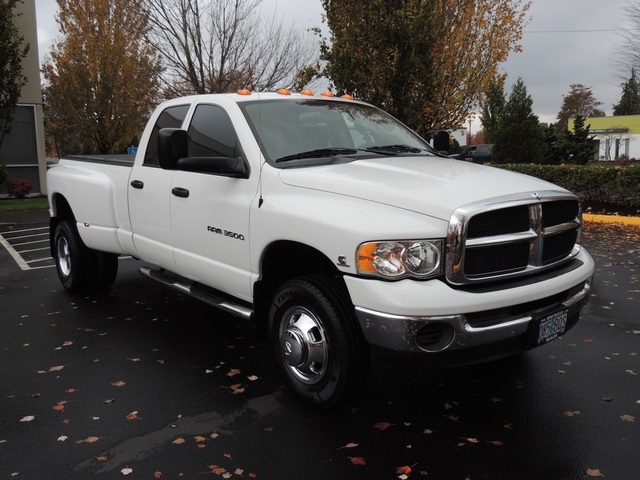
[354,276,592,354]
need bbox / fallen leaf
[121,467,133,475]
[153,471,163,479]
[226,368,241,377]
[57,435,68,442]
[563,410,581,417]
[96,456,108,462]
[339,442,359,449]
[49,365,66,372]
[620,414,636,422]
[127,358,141,362]
[111,381,126,387]
[349,456,366,465]
[397,465,413,475]
[172,438,186,445]
[126,412,139,420]
[75,436,100,444]
[194,436,207,443]
[586,468,605,477]
[488,440,505,446]
[19,416,35,422]
[602,397,614,402]
[247,375,259,381]
[373,422,393,431]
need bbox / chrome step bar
[139,266,253,319]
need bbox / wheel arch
[49,193,76,257]
[252,240,349,342]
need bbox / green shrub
[496,163,640,209]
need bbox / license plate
[532,309,568,345]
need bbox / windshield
[240,98,438,166]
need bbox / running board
[139,266,253,319]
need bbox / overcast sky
[34,0,631,126]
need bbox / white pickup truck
[47,91,594,408]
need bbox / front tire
[269,275,370,409]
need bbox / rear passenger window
[188,104,240,158]
[144,104,190,166]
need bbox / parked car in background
[450,144,494,164]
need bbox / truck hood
[278,157,566,221]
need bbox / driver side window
[188,104,241,158]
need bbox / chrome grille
[446,191,582,285]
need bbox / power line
[525,29,619,34]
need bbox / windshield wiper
[276,147,397,163]
[365,144,429,154]
[276,148,359,163]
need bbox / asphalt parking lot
[1,212,638,480]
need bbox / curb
[583,214,640,226]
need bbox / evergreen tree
[492,78,545,164]
[0,0,30,150]
[613,68,640,116]
[542,124,564,165]
[564,115,595,165]
[480,78,506,144]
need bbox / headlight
[357,240,443,279]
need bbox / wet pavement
[0,214,638,480]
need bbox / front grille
[446,191,582,285]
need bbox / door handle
[130,180,144,189]
[172,187,190,198]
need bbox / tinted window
[188,104,240,158]
[144,104,190,166]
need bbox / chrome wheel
[279,306,329,385]
[56,235,72,278]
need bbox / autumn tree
[318,0,530,137]
[613,68,640,116]
[42,0,162,155]
[143,0,316,97]
[555,84,603,132]
[492,78,545,164]
[480,78,506,144]
[0,0,30,150]
[427,0,530,134]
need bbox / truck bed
[64,154,135,167]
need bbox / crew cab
[47,90,594,408]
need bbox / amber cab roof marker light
[300,89,314,96]
[321,91,335,97]
[237,88,251,95]
[341,94,354,100]
[277,88,291,95]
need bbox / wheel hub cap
[278,307,328,385]
[56,236,71,277]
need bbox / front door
[169,103,257,302]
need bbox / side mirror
[158,128,188,170]
[177,156,249,178]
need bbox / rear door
[129,103,191,269]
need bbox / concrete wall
[0,0,47,196]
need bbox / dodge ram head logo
[530,192,542,201]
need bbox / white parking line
[0,234,33,270]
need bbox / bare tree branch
[143,0,317,97]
